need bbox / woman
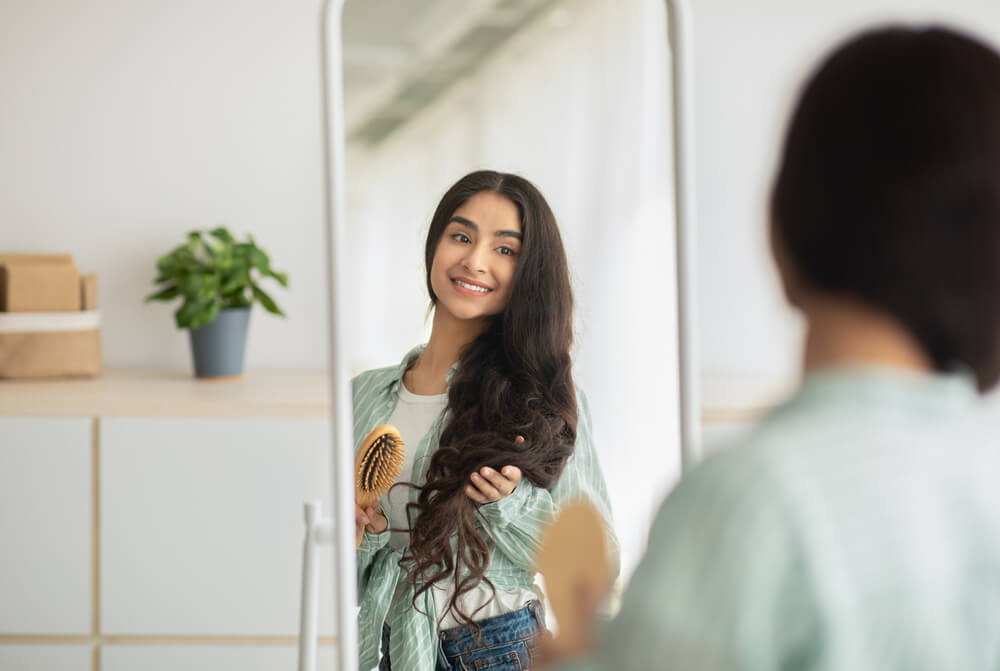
[353,170,617,671]
[550,25,1000,670]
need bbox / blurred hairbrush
[536,501,613,657]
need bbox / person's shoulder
[353,364,398,385]
[655,424,799,534]
[351,363,401,400]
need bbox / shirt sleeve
[352,370,390,595]
[357,529,390,595]
[477,388,620,576]
[556,451,817,671]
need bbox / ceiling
[342,0,562,145]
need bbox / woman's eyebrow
[450,216,522,241]
[450,215,477,230]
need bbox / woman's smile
[451,277,493,295]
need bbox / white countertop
[0,369,797,421]
[0,369,332,418]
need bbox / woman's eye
[451,233,471,243]
[497,246,517,257]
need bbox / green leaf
[197,273,221,300]
[252,285,285,317]
[249,247,270,270]
[189,301,221,329]
[179,270,208,298]
[186,231,204,253]
[202,240,217,260]
[209,227,235,244]
[264,268,289,287]
[175,298,207,329]
[145,285,180,302]
[219,271,249,296]
[156,250,182,275]
[222,292,252,309]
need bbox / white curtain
[345,0,678,579]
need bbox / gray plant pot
[188,307,251,378]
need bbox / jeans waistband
[438,600,543,655]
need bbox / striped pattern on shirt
[355,345,619,671]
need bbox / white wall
[0,0,328,369]
[693,0,1000,386]
[7,0,1000,613]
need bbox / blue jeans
[379,600,545,671]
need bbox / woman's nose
[462,245,488,273]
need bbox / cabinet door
[100,417,335,637]
[0,644,91,671]
[0,417,92,635]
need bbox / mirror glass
[342,0,680,587]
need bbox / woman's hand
[355,503,388,536]
[466,465,523,503]
[466,436,525,503]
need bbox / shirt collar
[797,365,978,416]
[386,344,459,395]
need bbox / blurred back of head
[771,26,1000,391]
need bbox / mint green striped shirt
[354,346,618,671]
[563,367,1000,670]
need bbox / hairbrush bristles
[355,424,406,511]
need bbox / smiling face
[429,190,523,323]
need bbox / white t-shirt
[384,381,540,630]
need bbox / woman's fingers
[364,505,388,534]
[481,465,521,495]
[501,465,523,486]
[466,466,522,504]
[465,483,492,504]
[470,470,502,500]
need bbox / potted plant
[145,227,289,378]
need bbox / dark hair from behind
[402,170,577,625]
[771,25,1000,391]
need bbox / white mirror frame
[665,0,702,470]
[316,1,700,668]
[319,1,358,669]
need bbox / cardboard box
[81,274,98,310]
[0,312,102,379]
[0,254,81,312]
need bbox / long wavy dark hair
[400,170,577,625]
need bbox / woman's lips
[452,278,493,295]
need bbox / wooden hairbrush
[355,424,406,548]
[536,501,613,656]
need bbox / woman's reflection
[352,170,618,671]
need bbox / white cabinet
[0,644,91,671]
[100,417,335,637]
[0,418,92,635]
[0,371,337,669]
